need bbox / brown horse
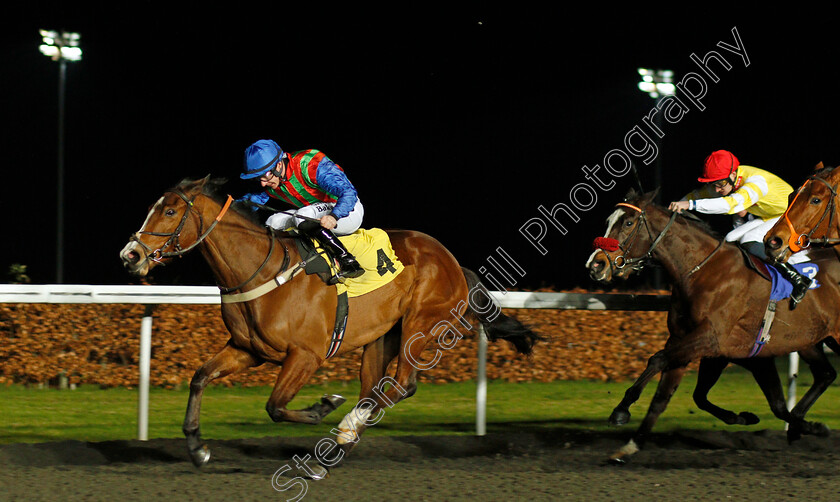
[587,189,840,463]
[119,176,541,472]
[765,163,840,262]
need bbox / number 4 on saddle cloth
[295,227,405,296]
[295,228,406,359]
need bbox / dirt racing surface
[1,427,838,502]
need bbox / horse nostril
[591,260,605,273]
[123,251,140,265]
[767,237,782,250]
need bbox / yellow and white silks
[682,165,809,264]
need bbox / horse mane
[174,176,265,227]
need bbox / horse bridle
[129,190,233,264]
[782,175,840,253]
[604,202,678,273]
[128,189,289,293]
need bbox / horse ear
[623,187,639,201]
[191,174,214,193]
[642,187,661,205]
[814,161,825,171]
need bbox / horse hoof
[609,408,631,426]
[189,445,211,467]
[321,394,346,409]
[607,439,638,465]
[737,412,760,426]
[607,456,628,466]
[307,464,330,480]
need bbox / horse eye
[165,208,176,216]
[625,220,634,227]
[811,197,822,205]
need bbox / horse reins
[782,175,840,252]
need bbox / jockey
[238,139,364,280]
[668,149,813,306]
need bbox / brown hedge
[0,295,672,388]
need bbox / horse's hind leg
[183,342,261,467]
[359,327,402,401]
[693,358,760,425]
[786,343,835,441]
[264,346,337,424]
[335,316,437,450]
[609,366,687,464]
[332,327,404,459]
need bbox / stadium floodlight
[39,29,82,283]
[39,29,82,62]
[637,68,675,99]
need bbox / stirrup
[336,257,364,279]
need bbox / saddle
[737,245,820,301]
[294,228,406,359]
[738,246,773,281]
[293,227,405,295]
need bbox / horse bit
[600,202,678,273]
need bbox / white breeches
[726,215,810,264]
[265,200,364,236]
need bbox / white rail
[4,285,797,441]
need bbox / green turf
[2,358,839,444]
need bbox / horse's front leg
[609,350,669,426]
[609,366,687,464]
[184,342,261,467]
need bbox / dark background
[2,4,839,290]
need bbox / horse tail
[461,267,544,355]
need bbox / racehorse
[587,189,840,463]
[765,163,840,262]
[119,176,541,472]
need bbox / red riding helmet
[698,150,739,183]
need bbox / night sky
[3,5,839,291]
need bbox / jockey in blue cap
[239,139,364,280]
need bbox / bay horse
[587,189,840,463]
[765,163,840,263]
[119,176,541,472]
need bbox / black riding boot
[775,261,813,308]
[300,222,364,280]
[743,241,812,308]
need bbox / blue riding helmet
[241,139,284,179]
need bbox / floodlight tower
[637,68,674,291]
[39,30,82,284]
[637,68,674,200]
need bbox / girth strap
[748,300,777,357]
[326,292,349,359]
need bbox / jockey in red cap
[668,150,813,307]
